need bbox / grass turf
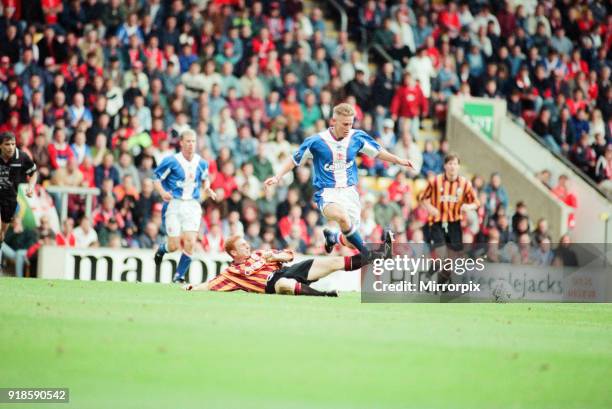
[1,277,611,409]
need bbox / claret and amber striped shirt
[208,250,284,293]
[420,174,479,224]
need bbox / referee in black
[0,132,38,272]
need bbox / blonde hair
[180,129,196,140]
[333,103,355,118]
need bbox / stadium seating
[0,0,610,275]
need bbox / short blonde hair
[333,103,355,118]
[180,129,196,140]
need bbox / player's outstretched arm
[376,149,414,169]
[264,158,296,188]
[264,249,295,263]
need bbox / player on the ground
[153,130,217,283]
[184,233,393,295]
[264,103,413,255]
[420,153,479,255]
[0,132,37,272]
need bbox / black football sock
[344,254,370,270]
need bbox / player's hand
[25,185,34,198]
[261,249,274,260]
[161,190,172,201]
[428,206,440,218]
[205,187,218,201]
[264,176,279,188]
[284,249,295,261]
[398,158,414,169]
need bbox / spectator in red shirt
[42,0,63,25]
[150,117,168,147]
[252,27,275,65]
[92,196,125,230]
[390,72,428,138]
[211,161,238,199]
[566,89,588,116]
[0,111,22,136]
[278,204,308,244]
[0,56,13,82]
[60,53,81,84]
[143,36,165,70]
[48,127,75,170]
[551,174,578,228]
[551,174,578,209]
[55,217,76,247]
[79,156,95,187]
[566,49,589,80]
[577,9,595,33]
[387,171,412,202]
[2,0,22,21]
[438,2,460,38]
[424,36,441,69]
[202,223,225,253]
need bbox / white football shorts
[314,186,361,227]
[163,199,202,237]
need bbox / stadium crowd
[353,0,611,184]
[0,0,608,276]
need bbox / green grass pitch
[1,277,612,409]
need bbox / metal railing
[45,186,101,222]
[364,43,396,66]
[327,0,347,33]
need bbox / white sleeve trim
[293,148,312,166]
[159,168,172,181]
[360,142,380,157]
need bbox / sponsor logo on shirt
[323,160,354,172]
[440,195,459,203]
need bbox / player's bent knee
[182,242,194,254]
[181,235,197,253]
[274,278,297,295]
[167,238,180,252]
[338,215,352,230]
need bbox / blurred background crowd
[0,0,609,276]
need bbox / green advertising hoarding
[464,102,494,139]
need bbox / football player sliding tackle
[185,234,393,296]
